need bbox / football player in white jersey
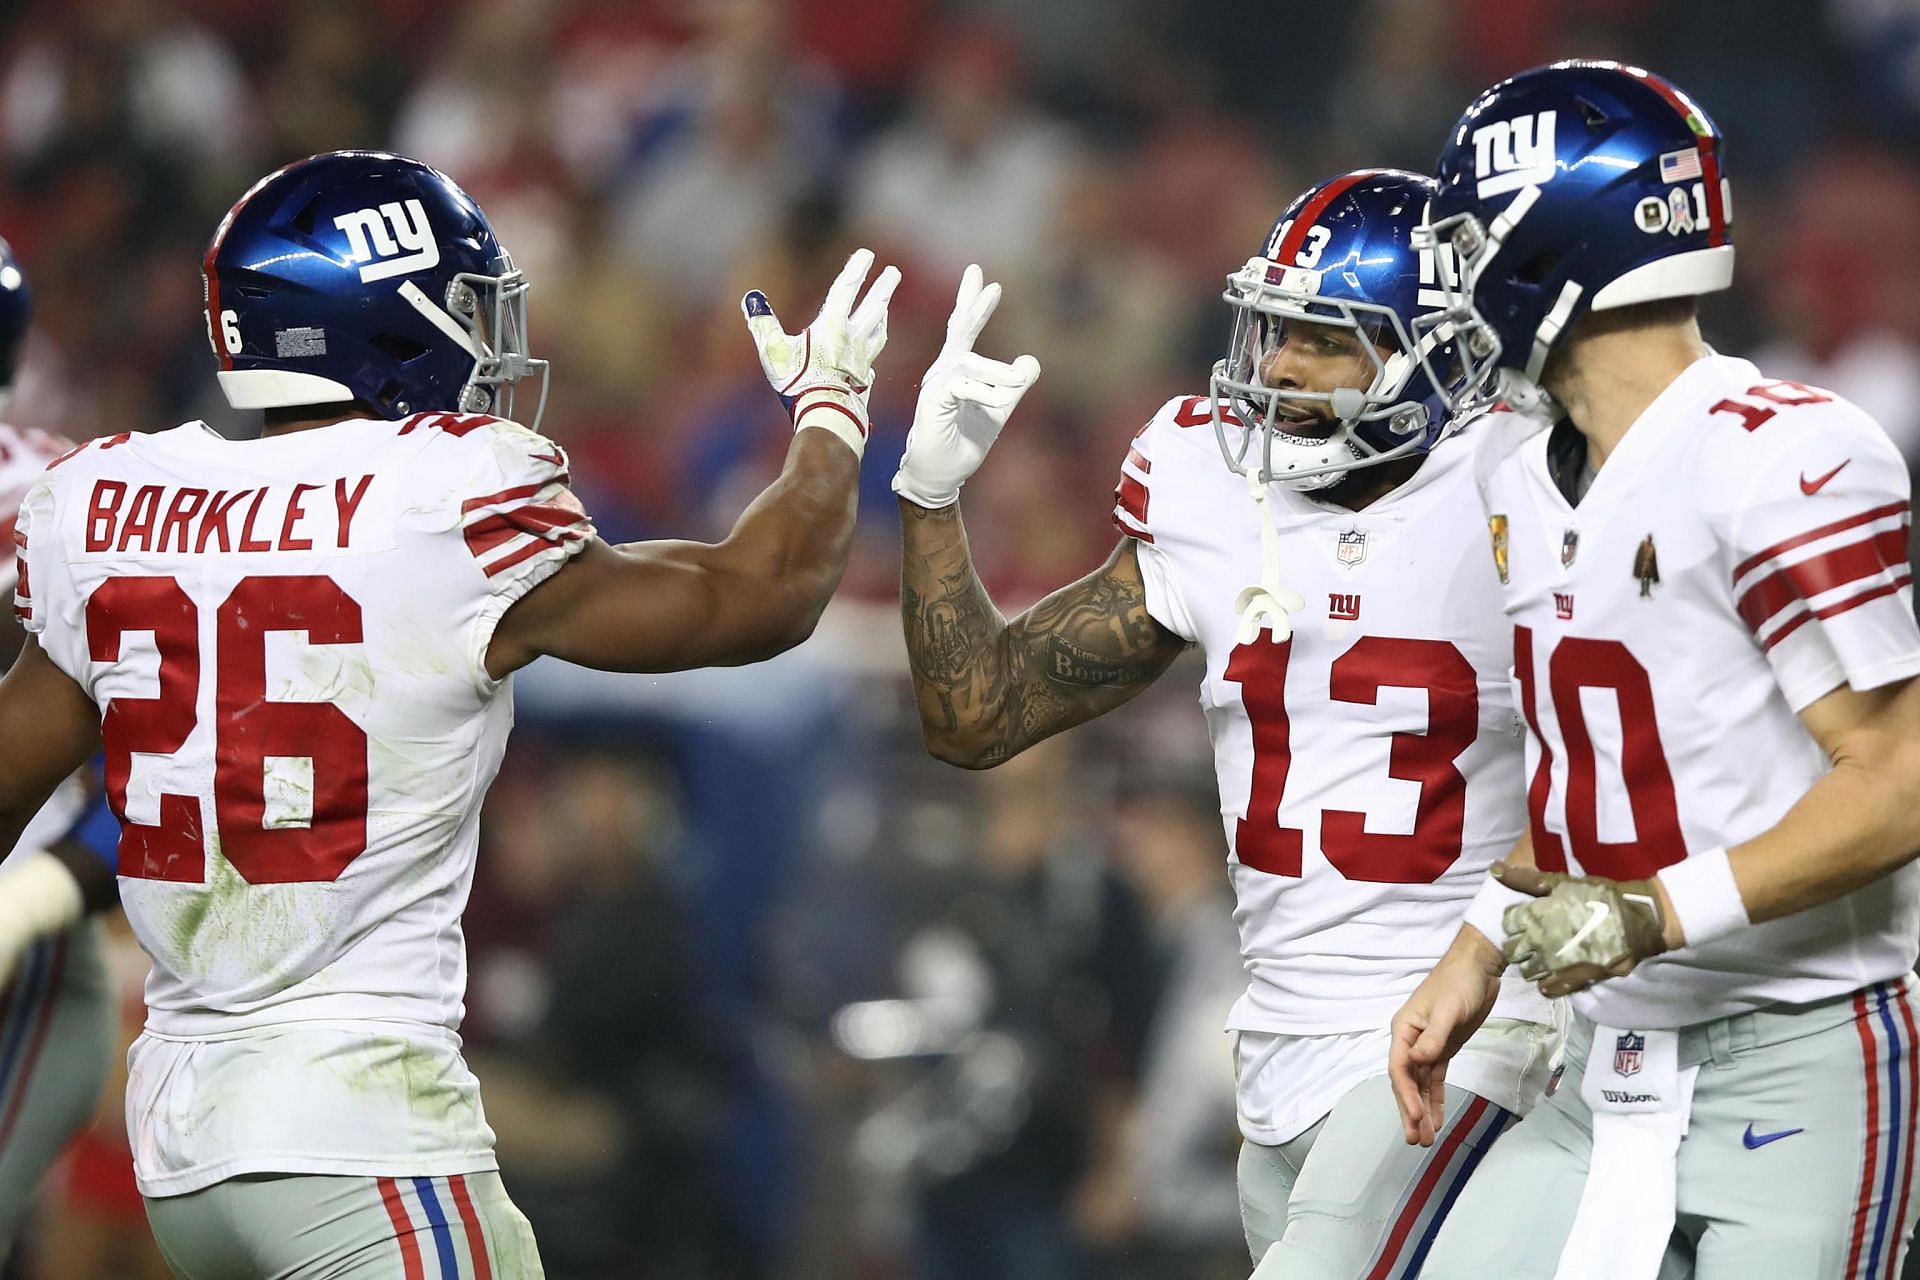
[895,170,1553,1279]
[1390,62,1920,1278]
[0,150,899,1278]
[0,239,124,1261]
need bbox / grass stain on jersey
[337,1033,476,1124]
[165,838,340,990]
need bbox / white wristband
[792,388,868,460]
[1462,873,1530,950]
[1655,847,1749,948]
[890,468,958,510]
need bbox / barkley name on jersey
[1113,394,1544,1037]
[11,410,592,1194]
[1481,354,1920,1030]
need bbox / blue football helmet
[0,236,31,410]
[1416,60,1734,411]
[1211,169,1468,491]
[203,151,546,426]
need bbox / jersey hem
[1225,998,1413,1037]
[137,1016,466,1044]
[135,1150,501,1199]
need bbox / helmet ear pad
[205,150,535,422]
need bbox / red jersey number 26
[87,573,368,887]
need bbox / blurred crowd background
[6,0,1920,1277]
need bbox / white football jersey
[0,420,89,874]
[1114,395,1543,1038]
[12,411,593,1193]
[1481,354,1920,1030]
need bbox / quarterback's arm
[901,515,1185,768]
[1660,673,1920,945]
[487,429,860,676]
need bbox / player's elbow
[918,725,1008,770]
[716,571,834,665]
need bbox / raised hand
[743,247,901,457]
[892,264,1042,509]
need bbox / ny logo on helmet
[1473,110,1558,199]
[1416,241,1462,310]
[333,199,439,283]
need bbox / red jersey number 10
[1512,625,1686,880]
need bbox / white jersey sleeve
[5,424,77,617]
[1722,397,1920,710]
[1111,397,1209,642]
[432,415,594,685]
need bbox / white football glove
[0,849,83,987]
[742,247,901,459]
[891,264,1041,509]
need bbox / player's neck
[260,403,380,439]
[1542,314,1708,472]
[1316,453,1423,511]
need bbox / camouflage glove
[1495,863,1671,998]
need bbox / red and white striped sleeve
[456,419,593,589]
[8,476,45,634]
[1111,398,1199,642]
[1111,424,1155,546]
[1727,407,1920,710]
[0,423,73,606]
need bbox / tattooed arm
[900,500,1187,768]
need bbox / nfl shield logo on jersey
[1336,528,1367,566]
[1614,1031,1645,1078]
[1562,527,1580,567]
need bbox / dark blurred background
[6,0,1920,1277]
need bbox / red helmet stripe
[202,234,230,372]
[1697,136,1727,247]
[1635,69,1728,247]
[1274,170,1383,264]
[201,156,304,374]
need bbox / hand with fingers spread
[742,247,901,458]
[1495,861,1676,998]
[1388,927,1505,1146]
[892,264,1042,509]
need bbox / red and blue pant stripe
[0,937,68,1159]
[377,1174,495,1280]
[1848,980,1920,1280]
[1362,1093,1514,1279]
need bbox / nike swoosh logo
[1800,460,1849,495]
[532,448,567,468]
[1743,1123,1804,1149]
[1553,901,1610,963]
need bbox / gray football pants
[1423,977,1920,1279]
[145,1170,543,1279]
[0,923,114,1255]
